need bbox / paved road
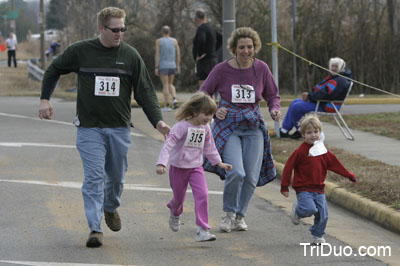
[0,97,396,266]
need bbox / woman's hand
[270,110,281,122]
[217,162,232,171]
[215,107,228,120]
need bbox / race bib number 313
[95,76,120,96]
[231,84,255,103]
[184,127,205,148]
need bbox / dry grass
[271,137,400,210]
[320,113,400,140]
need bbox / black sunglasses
[104,25,127,33]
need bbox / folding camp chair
[312,82,354,141]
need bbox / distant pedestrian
[6,32,17,68]
[155,25,180,111]
[192,8,222,86]
[280,114,356,245]
[46,40,61,60]
[156,91,232,242]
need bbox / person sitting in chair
[280,57,352,139]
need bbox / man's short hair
[195,8,205,20]
[161,25,171,35]
[97,7,126,28]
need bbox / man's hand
[39,99,53,120]
[281,191,289,197]
[196,53,206,61]
[156,121,171,139]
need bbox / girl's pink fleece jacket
[157,120,222,169]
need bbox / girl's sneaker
[195,227,216,242]
[169,211,180,232]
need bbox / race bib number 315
[184,127,205,148]
[95,76,120,96]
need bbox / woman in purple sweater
[200,27,281,232]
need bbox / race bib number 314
[95,76,120,96]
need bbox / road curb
[274,161,400,235]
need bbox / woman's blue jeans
[77,127,131,232]
[222,125,263,217]
[296,191,329,237]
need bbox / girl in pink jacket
[156,92,232,242]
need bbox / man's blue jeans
[222,125,264,217]
[296,191,328,237]
[77,127,131,232]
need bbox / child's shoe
[195,226,216,242]
[234,215,248,231]
[219,212,236,232]
[291,200,300,225]
[169,211,180,232]
[312,235,326,245]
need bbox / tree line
[6,0,400,95]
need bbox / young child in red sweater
[280,114,356,245]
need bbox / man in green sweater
[38,7,170,248]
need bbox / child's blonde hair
[298,114,323,135]
[175,92,217,121]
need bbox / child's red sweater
[280,142,356,194]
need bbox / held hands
[39,99,54,120]
[156,164,166,175]
[156,121,171,140]
[217,162,232,171]
[215,107,228,120]
[281,191,289,197]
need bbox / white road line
[0,142,76,148]
[0,112,72,126]
[0,261,138,266]
[0,112,144,137]
[0,179,223,195]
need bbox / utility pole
[292,0,297,97]
[40,0,45,69]
[10,0,16,33]
[270,0,281,136]
[222,0,235,60]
